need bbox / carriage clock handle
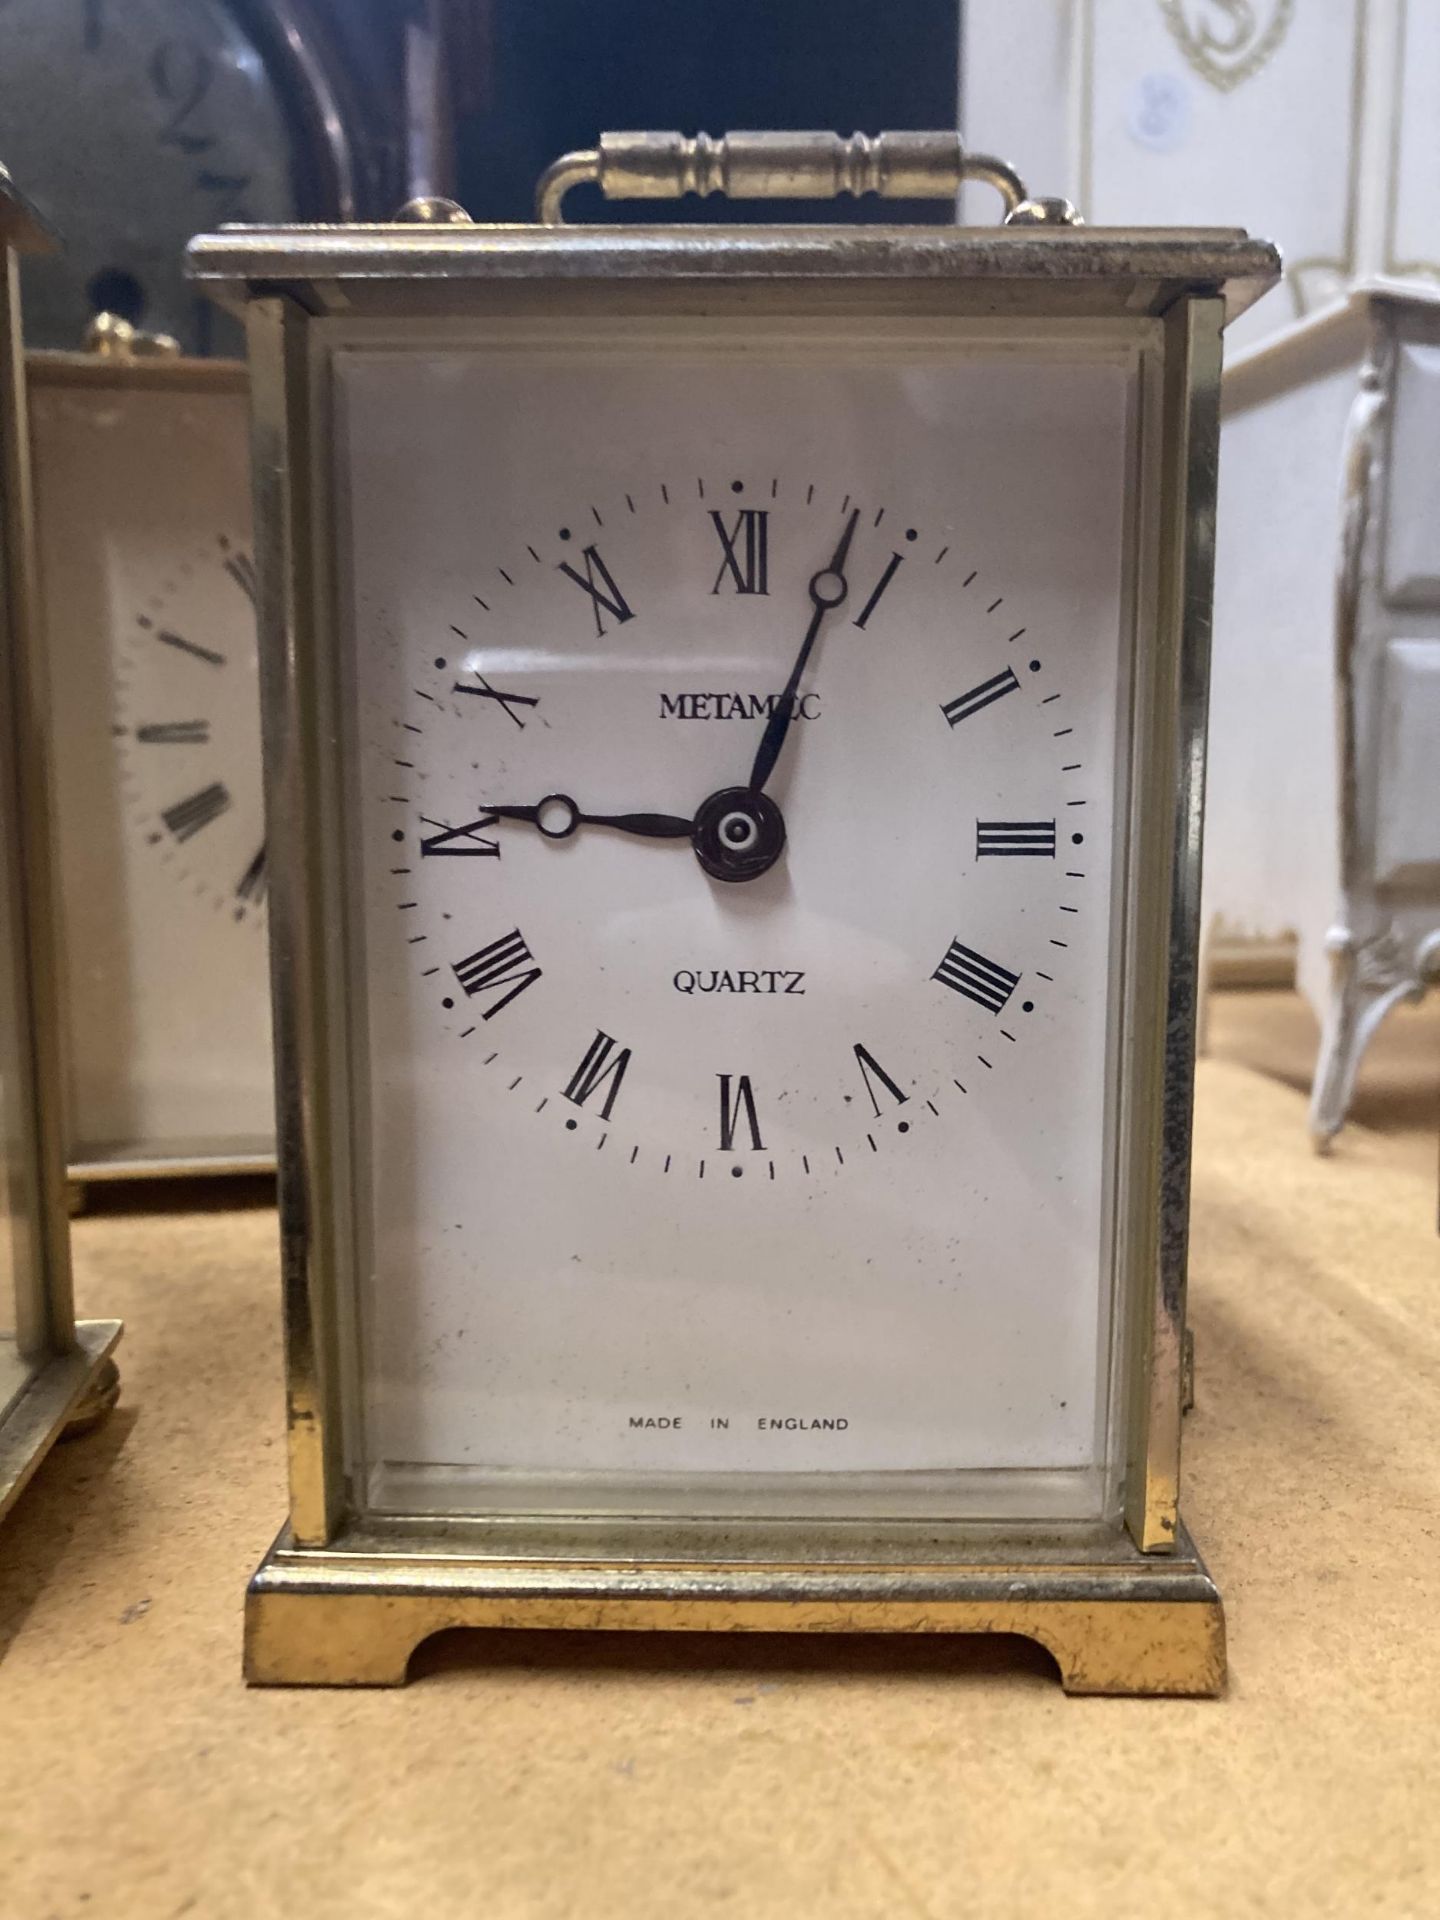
[533,130,1080,229]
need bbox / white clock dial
[117,530,267,926]
[332,323,1138,1520]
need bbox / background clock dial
[333,323,1136,1516]
[117,531,266,927]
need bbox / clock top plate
[188,223,1282,330]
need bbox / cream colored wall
[960,0,1439,351]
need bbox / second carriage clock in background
[0,0,382,357]
[0,170,121,1517]
[191,132,1279,1694]
[28,340,273,1190]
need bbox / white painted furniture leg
[1309,927,1437,1150]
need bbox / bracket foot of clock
[243,1523,1226,1696]
[59,1354,122,1440]
[0,1320,123,1523]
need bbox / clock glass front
[0,688,38,1420]
[329,315,1144,1524]
[30,373,272,1166]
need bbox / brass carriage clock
[0,170,121,1519]
[190,132,1278,1693]
[28,340,273,1192]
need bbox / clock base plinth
[0,1320,124,1523]
[243,1521,1225,1697]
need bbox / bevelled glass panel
[322,315,1145,1526]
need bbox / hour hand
[485,793,694,841]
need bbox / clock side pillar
[1124,294,1225,1555]
[246,293,346,1546]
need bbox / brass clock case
[189,134,1279,1693]
[0,170,121,1521]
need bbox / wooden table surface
[3,997,1437,1919]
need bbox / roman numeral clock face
[117,532,266,925]
[334,331,1138,1517]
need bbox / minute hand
[747,506,859,795]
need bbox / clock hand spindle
[746,505,860,796]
